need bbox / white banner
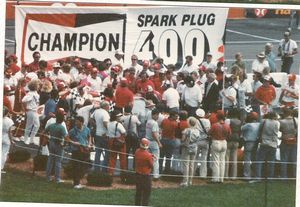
[15,5,228,69]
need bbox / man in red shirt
[159,111,179,173]
[29,51,41,72]
[255,75,276,105]
[136,72,155,95]
[115,78,134,111]
[135,138,154,206]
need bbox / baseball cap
[206,52,212,56]
[52,62,61,68]
[140,138,150,149]
[196,108,205,118]
[115,49,124,55]
[263,75,272,81]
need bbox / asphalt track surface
[5,17,300,74]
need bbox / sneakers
[180,182,188,187]
[56,180,65,184]
[24,139,30,145]
[74,184,83,189]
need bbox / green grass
[0,169,296,207]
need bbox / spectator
[279,73,299,108]
[91,100,110,172]
[45,110,67,183]
[195,108,211,178]
[87,67,102,94]
[251,52,269,74]
[1,107,15,172]
[135,138,154,206]
[241,112,260,179]
[200,52,217,71]
[13,78,27,113]
[180,117,200,187]
[256,112,280,179]
[69,116,92,189]
[48,62,63,82]
[278,31,298,74]
[29,51,41,72]
[182,76,202,116]
[255,75,276,106]
[128,54,143,77]
[225,109,242,180]
[162,80,180,113]
[209,110,231,183]
[279,108,298,178]
[265,43,276,73]
[22,79,41,145]
[178,55,198,74]
[112,49,124,68]
[202,73,219,113]
[115,78,134,111]
[219,76,237,112]
[145,109,162,180]
[159,111,179,173]
[232,52,246,72]
[107,110,127,176]
[136,72,155,95]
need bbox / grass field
[0,169,296,207]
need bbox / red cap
[140,138,150,149]
[120,78,128,85]
[250,112,259,120]
[9,54,18,61]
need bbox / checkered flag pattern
[100,94,115,113]
[70,88,80,100]
[15,114,25,124]
[244,105,253,113]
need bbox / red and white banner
[15,5,228,69]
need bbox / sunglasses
[131,58,137,60]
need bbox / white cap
[196,108,205,117]
[52,62,60,68]
[115,49,124,55]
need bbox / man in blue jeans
[45,110,67,183]
[91,101,110,172]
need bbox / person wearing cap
[2,107,15,173]
[180,116,201,187]
[264,43,276,73]
[87,67,102,94]
[102,65,121,89]
[45,109,68,183]
[144,85,161,105]
[178,55,198,74]
[202,73,219,113]
[126,54,143,77]
[279,73,299,108]
[278,31,298,74]
[209,111,231,183]
[22,79,41,145]
[113,49,124,68]
[159,111,179,173]
[115,78,134,111]
[29,51,41,72]
[69,116,92,189]
[91,100,110,172]
[107,110,127,176]
[241,112,260,179]
[279,108,298,179]
[162,80,180,113]
[251,51,269,74]
[219,75,238,112]
[199,52,217,72]
[182,76,203,117]
[70,59,83,81]
[145,109,162,179]
[194,108,211,178]
[135,138,154,206]
[255,75,276,106]
[7,54,21,75]
[48,62,63,82]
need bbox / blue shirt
[241,122,260,142]
[44,98,57,118]
[265,52,276,72]
[69,126,90,151]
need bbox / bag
[198,118,210,141]
[112,123,125,150]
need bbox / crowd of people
[1,30,299,196]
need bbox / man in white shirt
[87,68,103,94]
[178,55,198,74]
[182,76,203,116]
[251,52,269,74]
[91,101,110,172]
[47,62,63,83]
[112,49,124,68]
[220,76,237,111]
[126,54,143,77]
[279,73,299,108]
[200,52,217,72]
[278,31,298,74]
[162,80,180,113]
